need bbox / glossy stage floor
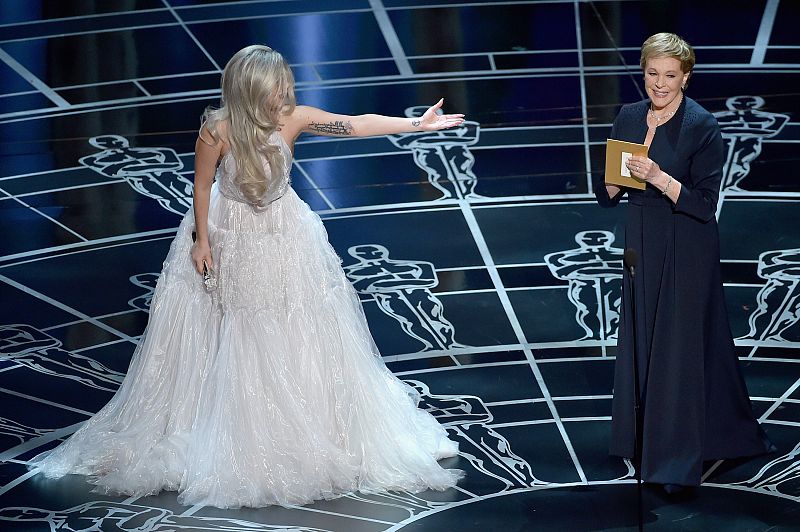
[1,1,799,531]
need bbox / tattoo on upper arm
[309,120,354,136]
[411,119,421,127]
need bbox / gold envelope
[604,139,648,190]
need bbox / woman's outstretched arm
[285,99,464,139]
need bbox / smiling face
[643,56,690,111]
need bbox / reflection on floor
[1,1,799,530]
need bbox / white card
[620,152,632,178]
[619,151,633,177]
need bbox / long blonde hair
[202,45,296,205]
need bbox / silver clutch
[202,260,217,292]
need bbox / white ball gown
[30,132,462,508]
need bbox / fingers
[626,160,647,180]
[437,114,465,125]
[432,120,464,130]
[195,259,213,274]
[627,160,660,182]
[627,158,652,170]
[191,251,213,274]
[420,104,466,130]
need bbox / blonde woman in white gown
[30,45,466,509]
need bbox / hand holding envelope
[605,139,648,190]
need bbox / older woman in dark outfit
[595,33,773,492]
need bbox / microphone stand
[625,249,644,532]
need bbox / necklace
[648,97,682,128]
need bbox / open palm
[419,98,465,131]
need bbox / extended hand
[627,156,661,182]
[419,98,465,131]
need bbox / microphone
[624,248,638,277]
[623,246,642,529]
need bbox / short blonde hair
[640,33,695,74]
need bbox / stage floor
[1,1,799,530]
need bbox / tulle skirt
[29,185,462,508]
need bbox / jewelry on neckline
[648,96,682,127]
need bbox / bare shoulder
[200,119,231,156]
[281,105,314,138]
[289,105,317,119]
[215,119,231,145]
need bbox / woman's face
[643,56,689,110]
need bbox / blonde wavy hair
[202,45,296,205]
